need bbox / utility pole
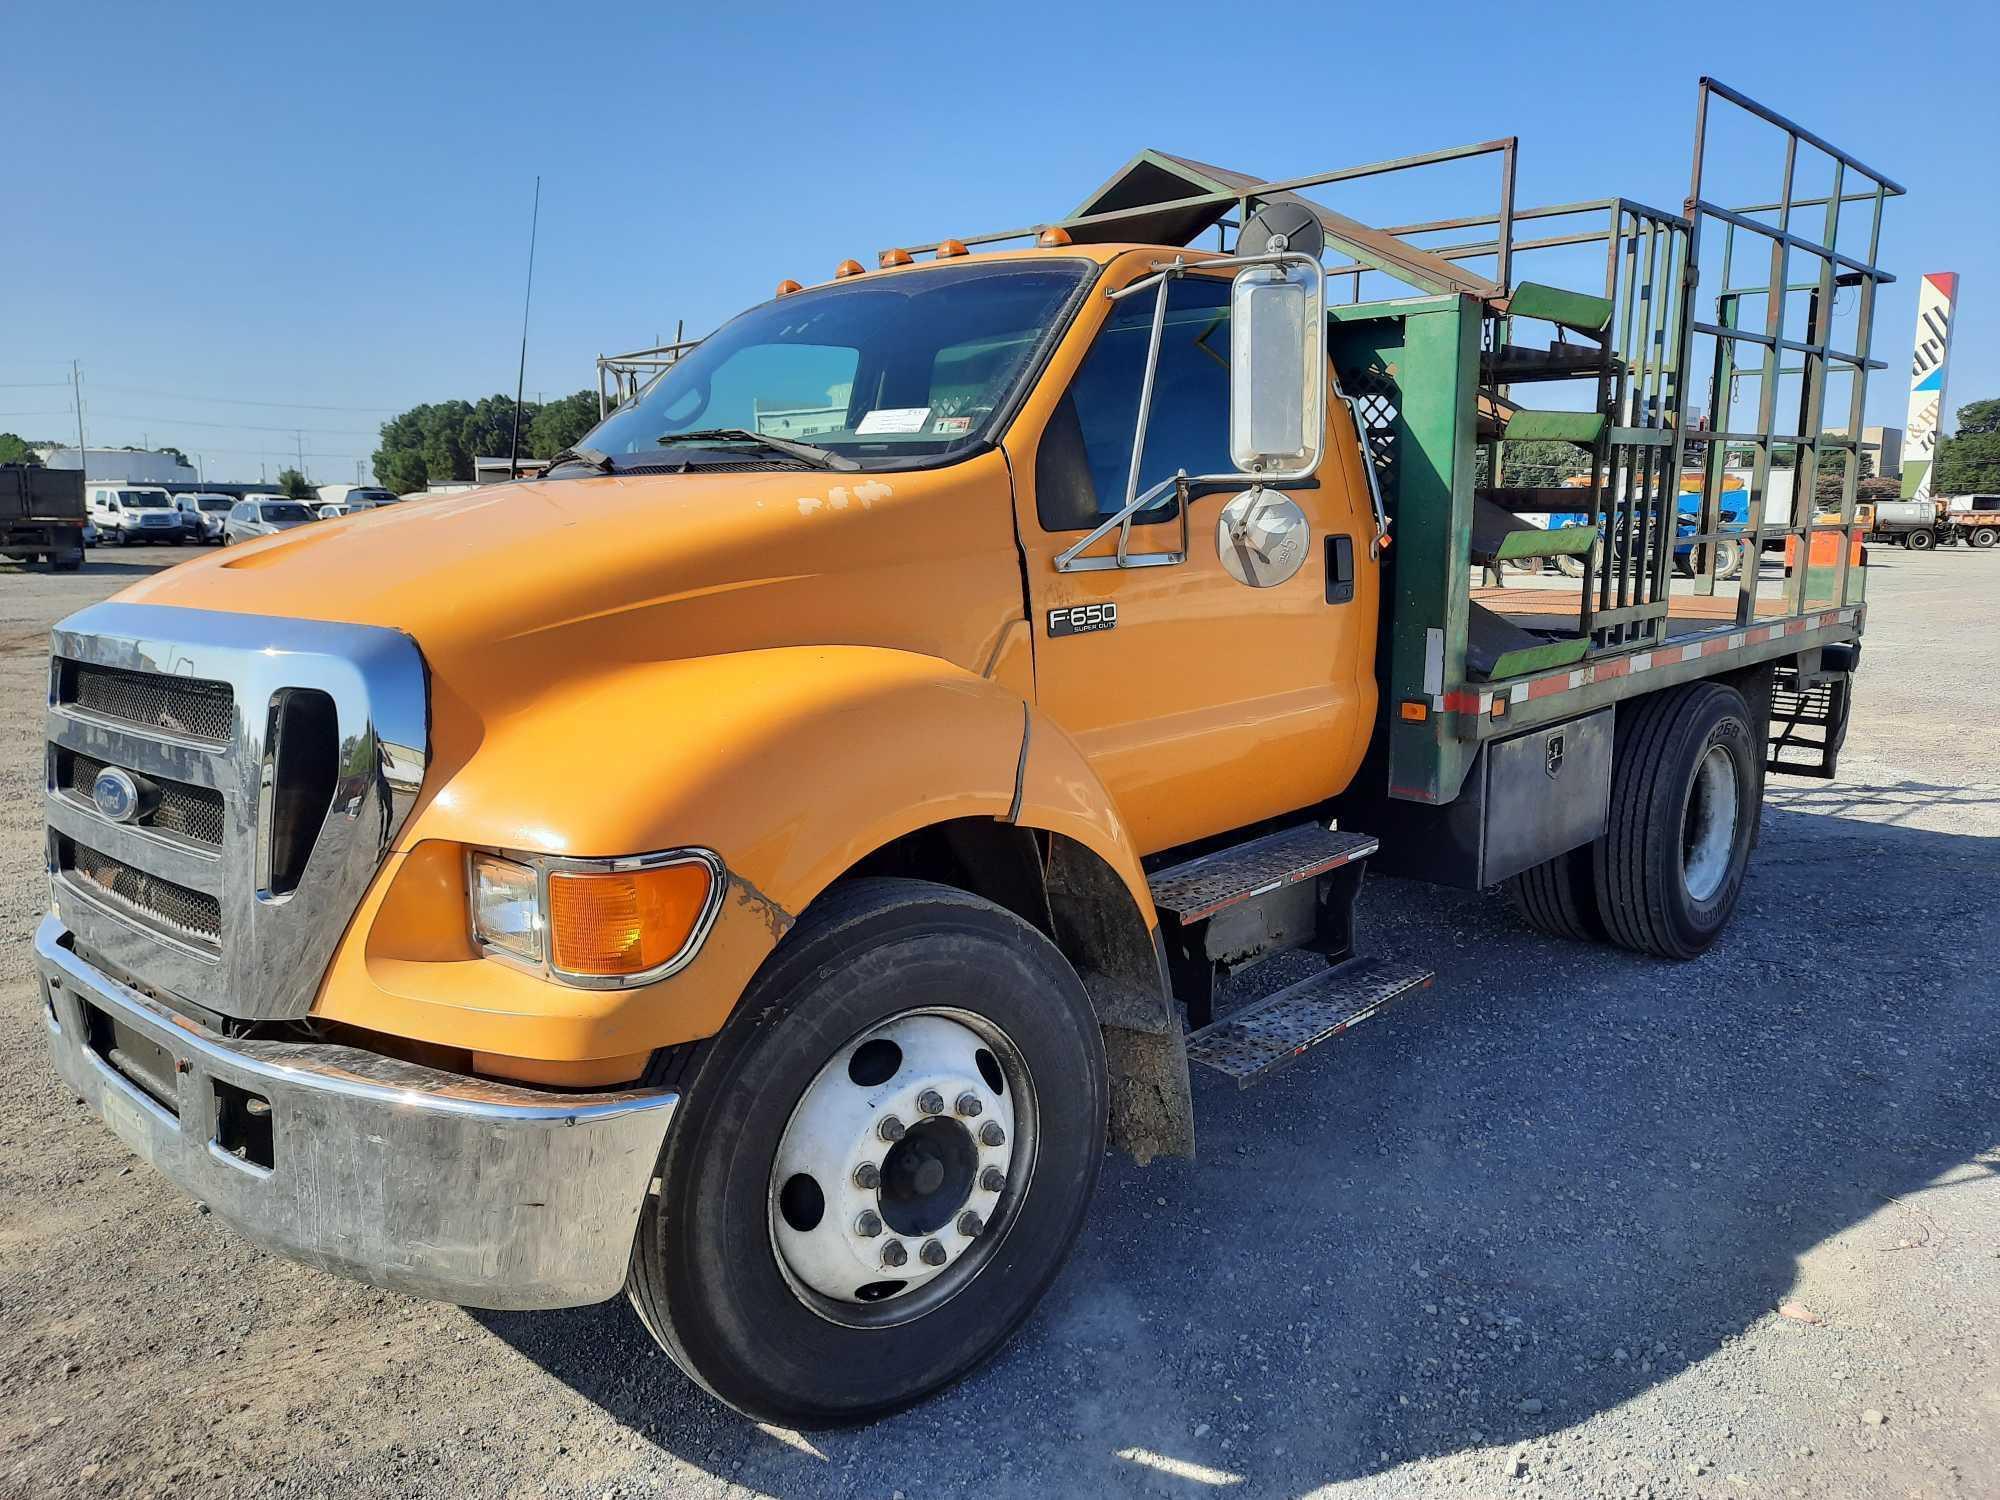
[355,459,363,484]
[294,431,306,484]
[195,453,205,481]
[71,361,88,478]
[508,175,542,480]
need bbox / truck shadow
[474,781,2000,1495]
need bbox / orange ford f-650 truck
[35,81,1889,1422]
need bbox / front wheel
[629,877,1107,1425]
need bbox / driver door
[1005,263,1376,855]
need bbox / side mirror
[1229,261,1325,477]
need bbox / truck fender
[330,647,1174,1088]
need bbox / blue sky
[5,0,1995,485]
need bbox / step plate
[1148,824,1378,924]
[1186,955,1433,1087]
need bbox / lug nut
[853,1161,881,1190]
[877,1114,906,1143]
[919,1239,947,1267]
[881,1239,908,1268]
[916,1089,944,1115]
[954,1091,983,1118]
[957,1210,983,1237]
[978,1121,1006,1148]
[854,1210,882,1238]
[981,1166,1006,1193]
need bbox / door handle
[1326,535,1355,604]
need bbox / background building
[35,447,197,484]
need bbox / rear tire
[1505,844,1603,943]
[1593,683,1759,959]
[629,877,1106,1425]
[51,547,83,573]
[1906,529,1936,551]
[1971,527,1997,550]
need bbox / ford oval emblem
[92,767,142,823]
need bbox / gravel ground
[1,544,1995,1500]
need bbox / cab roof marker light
[935,239,969,258]
[775,278,803,297]
[834,259,866,279]
[1036,226,1073,248]
[878,248,914,269]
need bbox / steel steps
[1185,954,1434,1087]
[1466,600,1589,681]
[1148,823,1377,924]
[1470,495,1598,565]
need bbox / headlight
[467,848,722,987]
[469,852,543,964]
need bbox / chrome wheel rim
[768,1007,1037,1329]
[1681,743,1740,903]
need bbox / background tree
[157,445,192,470]
[0,433,45,466]
[276,467,313,500]
[1933,396,2000,495]
[1936,396,2000,496]
[527,391,603,459]
[372,394,543,492]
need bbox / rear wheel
[1970,527,1997,550]
[629,877,1106,1425]
[50,547,83,573]
[1594,683,1759,959]
[1506,844,1603,943]
[1905,529,1936,551]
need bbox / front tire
[1594,683,1760,959]
[629,877,1107,1425]
[1906,529,1936,551]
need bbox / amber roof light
[879,248,913,268]
[1036,226,1073,247]
[834,258,866,279]
[936,239,969,258]
[775,278,802,297]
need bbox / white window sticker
[855,406,931,435]
[933,414,974,435]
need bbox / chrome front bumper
[35,914,676,1310]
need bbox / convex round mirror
[1216,488,1310,588]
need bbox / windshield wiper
[544,445,614,474]
[657,428,858,471]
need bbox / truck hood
[115,455,1027,727]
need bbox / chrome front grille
[61,660,235,743]
[44,603,428,1022]
[57,834,223,949]
[57,747,226,848]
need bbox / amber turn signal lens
[547,862,713,978]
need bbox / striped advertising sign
[1903,272,1959,500]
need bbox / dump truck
[34,78,1891,1423]
[2,464,86,571]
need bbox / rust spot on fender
[728,873,795,941]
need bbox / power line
[71,410,376,435]
[88,383,399,413]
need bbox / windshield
[118,490,172,509]
[582,260,1091,471]
[262,503,312,523]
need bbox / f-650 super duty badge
[1048,603,1117,637]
